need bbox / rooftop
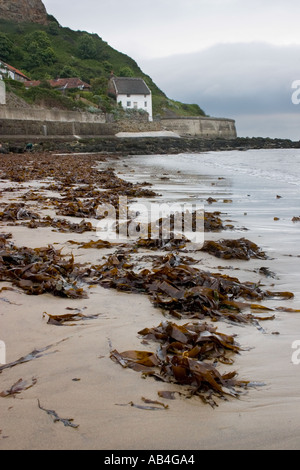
[0,60,30,81]
[111,77,151,95]
[24,78,91,90]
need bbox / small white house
[109,76,153,121]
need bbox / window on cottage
[127,101,131,107]
[144,101,147,107]
[133,102,138,109]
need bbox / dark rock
[0,144,8,154]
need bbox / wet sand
[0,150,300,450]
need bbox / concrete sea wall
[161,116,237,139]
[0,107,106,123]
[0,105,237,139]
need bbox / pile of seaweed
[201,238,268,260]
[90,252,291,324]
[94,250,296,405]
[0,202,95,234]
[0,152,236,243]
[0,235,87,298]
[110,320,249,407]
[0,152,157,231]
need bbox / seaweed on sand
[201,238,268,260]
[91,252,288,324]
[110,320,249,407]
[0,237,87,298]
[0,202,96,233]
[22,216,95,234]
[0,203,39,222]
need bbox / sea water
[105,148,300,299]
[113,149,299,236]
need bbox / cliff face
[0,0,48,24]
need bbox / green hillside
[0,15,206,118]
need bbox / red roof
[1,61,30,80]
[24,80,41,87]
[24,78,91,90]
[49,78,91,90]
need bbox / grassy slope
[0,17,206,117]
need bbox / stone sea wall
[0,106,106,123]
[161,116,237,139]
[0,109,163,138]
[0,105,237,139]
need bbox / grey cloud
[139,42,300,139]
[141,43,300,114]
[43,1,300,59]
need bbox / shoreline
[0,149,300,450]
[1,135,300,156]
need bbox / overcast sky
[43,0,300,140]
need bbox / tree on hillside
[90,76,109,95]
[119,66,134,77]
[0,32,14,62]
[60,65,80,78]
[24,31,56,67]
[77,34,97,59]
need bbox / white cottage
[109,76,153,121]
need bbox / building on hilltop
[0,60,30,82]
[108,76,153,121]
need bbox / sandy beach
[0,148,300,451]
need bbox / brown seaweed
[204,211,226,232]
[44,310,101,325]
[91,252,290,324]
[0,238,88,298]
[73,239,113,249]
[0,153,157,238]
[0,377,37,397]
[201,238,268,260]
[0,341,65,373]
[37,399,79,428]
[0,203,39,222]
[138,320,242,364]
[110,342,248,407]
[23,216,95,233]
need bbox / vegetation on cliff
[0,16,206,118]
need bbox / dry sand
[0,151,300,451]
